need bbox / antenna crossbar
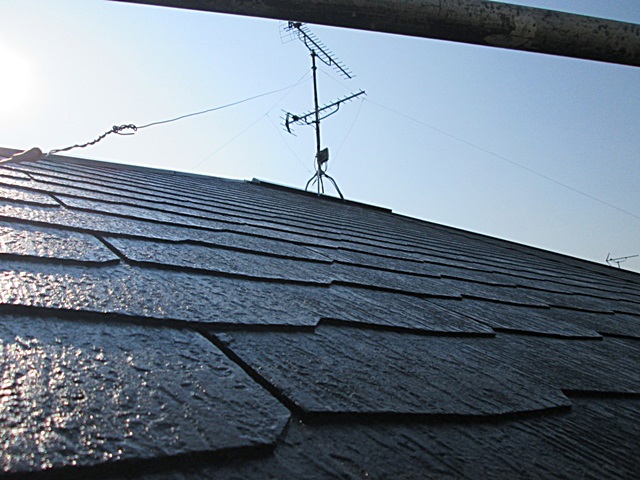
[283,90,365,133]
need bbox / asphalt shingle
[0,221,118,263]
[214,325,571,416]
[104,236,333,283]
[0,184,60,207]
[140,397,640,480]
[0,315,289,475]
[429,298,602,338]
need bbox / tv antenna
[281,21,365,199]
[606,252,639,269]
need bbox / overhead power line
[366,98,640,223]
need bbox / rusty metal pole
[115,0,640,67]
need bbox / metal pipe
[311,51,322,195]
[311,52,321,160]
[115,0,640,67]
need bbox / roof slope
[1,149,639,479]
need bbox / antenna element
[606,252,639,269]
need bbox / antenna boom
[284,90,366,131]
[284,22,353,79]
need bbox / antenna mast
[282,21,365,198]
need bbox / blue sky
[1,0,639,272]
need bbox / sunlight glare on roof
[0,42,35,115]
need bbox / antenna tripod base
[305,170,344,200]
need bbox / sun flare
[0,43,35,114]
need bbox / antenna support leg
[304,170,344,200]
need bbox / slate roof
[1,146,639,479]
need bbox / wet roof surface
[1,151,639,479]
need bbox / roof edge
[249,178,392,213]
[393,210,640,283]
[0,146,244,181]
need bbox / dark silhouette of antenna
[606,252,639,269]
[282,21,365,198]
